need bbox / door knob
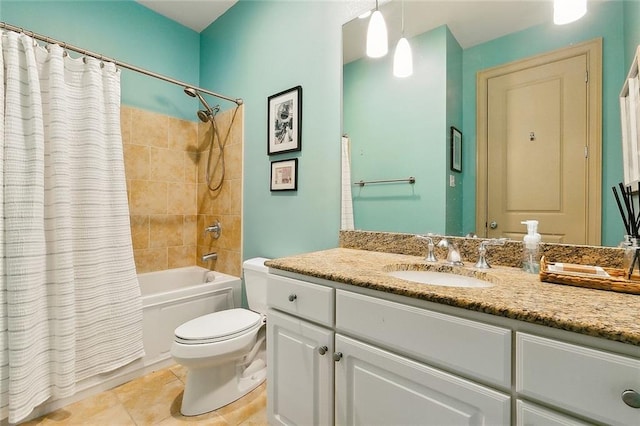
[288,294,297,302]
[333,352,343,362]
[489,221,498,229]
[318,346,328,355]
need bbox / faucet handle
[475,238,507,269]
[203,220,222,239]
[416,235,438,262]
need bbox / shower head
[184,87,215,120]
[197,110,211,123]
[184,87,198,98]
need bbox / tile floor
[22,364,267,425]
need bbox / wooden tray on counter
[539,256,640,295]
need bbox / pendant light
[366,0,388,58]
[393,0,413,78]
[553,0,587,25]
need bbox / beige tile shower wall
[121,105,199,274]
[121,105,243,276]
[196,106,244,277]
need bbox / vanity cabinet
[266,270,640,425]
[267,274,511,425]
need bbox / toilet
[170,257,269,416]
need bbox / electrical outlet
[449,174,456,187]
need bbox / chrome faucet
[437,238,463,266]
[201,252,218,262]
[474,238,507,269]
[416,235,437,262]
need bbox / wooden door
[476,39,601,244]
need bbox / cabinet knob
[318,346,328,355]
[333,352,343,362]
[288,294,297,302]
[622,389,640,408]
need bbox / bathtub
[139,266,242,368]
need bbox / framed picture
[267,86,302,155]
[270,158,298,191]
[451,126,462,172]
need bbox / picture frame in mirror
[451,126,462,173]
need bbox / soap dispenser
[521,220,541,273]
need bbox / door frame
[476,38,602,245]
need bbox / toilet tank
[242,257,270,315]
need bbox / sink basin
[387,270,494,288]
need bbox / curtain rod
[0,21,243,106]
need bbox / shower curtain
[0,31,144,423]
[341,135,355,230]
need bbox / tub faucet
[437,238,463,266]
[415,235,437,262]
[201,252,218,262]
[474,238,507,269]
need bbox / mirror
[342,0,634,247]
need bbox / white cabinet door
[335,334,510,426]
[267,309,334,426]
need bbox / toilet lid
[174,308,262,342]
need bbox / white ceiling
[134,1,600,63]
[135,0,238,33]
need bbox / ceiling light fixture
[366,0,388,58]
[553,0,587,25]
[393,0,413,77]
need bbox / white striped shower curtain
[0,31,144,423]
[341,135,355,230]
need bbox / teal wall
[624,0,640,70]
[199,0,345,259]
[461,0,627,246]
[445,27,463,236]
[343,26,449,234]
[2,0,201,121]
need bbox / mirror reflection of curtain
[0,31,143,423]
[341,135,355,230]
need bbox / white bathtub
[139,266,242,368]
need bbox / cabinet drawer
[516,400,590,426]
[516,332,640,426]
[336,290,511,388]
[267,274,334,326]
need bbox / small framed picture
[270,158,298,191]
[268,86,302,155]
[451,126,462,172]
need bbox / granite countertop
[265,247,640,347]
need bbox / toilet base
[180,357,267,416]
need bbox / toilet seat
[175,308,262,345]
